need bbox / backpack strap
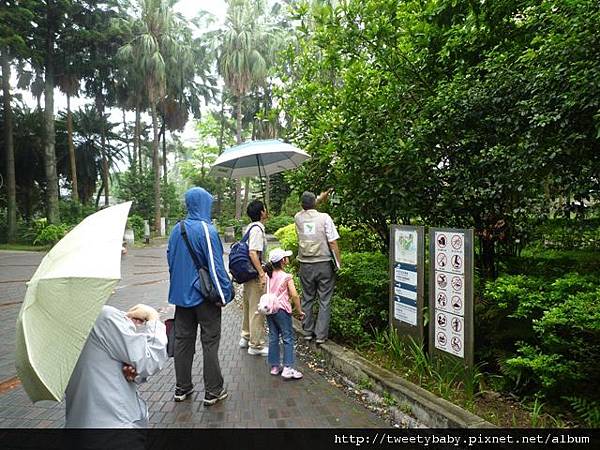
[241,223,263,243]
[200,221,226,304]
[179,221,206,271]
[242,223,266,260]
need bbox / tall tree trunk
[1,49,17,243]
[242,178,250,213]
[66,92,79,203]
[134,104,141,174]
[97,102,109,206]
[101,134,109,206]
[44,4,60,224]
[122,107,132,168]
[151,103,161,232]
[215,93,226,217]
[234,96,243,220]
[265,175,270,212]
[161,116,167,185]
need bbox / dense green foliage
[330,252,389,346]
[480,265,600,424]
[127,214,145,243]
[265,215,294,234]
[279,0,600,277]
[531,219,600,251]
[114,169,183,227]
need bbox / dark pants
[299,261,336,340]
[174,301,223,395]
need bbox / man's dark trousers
[300,261,336,340]
[174,301,223,395]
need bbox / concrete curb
[293,320,493,428]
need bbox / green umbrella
[15,202,132,402]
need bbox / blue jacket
[167,187,233,307]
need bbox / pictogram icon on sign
[437,292,447,307]
[437,332,447,346]
[451,255,462,270]
[451,296,462,311]
[437,234,447,248]
[451,317,462,332]
[451,337,462,352]
[451,235,463,250]
[437,253,447,268]
[437,314,447,327]
[437,273,447,288]
[451,276,462,291]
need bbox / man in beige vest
[294,191,341,344]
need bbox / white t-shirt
[247,221,266,260]
[322,213,340,242]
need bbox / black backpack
[228,224,263,283]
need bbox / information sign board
[429,228,474,368]
[389,226,424,343]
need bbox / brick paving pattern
[0,246,388,428]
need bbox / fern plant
[564,397,600,427]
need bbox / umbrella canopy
[15,202,132,402]
[209,139,310,179]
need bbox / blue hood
[185,187,213,221]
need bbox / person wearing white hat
[263,248,305,379]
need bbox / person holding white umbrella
[65,303,167,428]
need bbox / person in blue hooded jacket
[167,187,233,405]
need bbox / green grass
[0,243,47,252]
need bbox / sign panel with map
[390,226,424,343]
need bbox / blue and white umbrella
[209,139,310,179]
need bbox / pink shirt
[267,270,292,314]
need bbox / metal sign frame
[389,225,425,344]
[428,227,474,369]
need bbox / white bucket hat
[269,248,293,263]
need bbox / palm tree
[159,13,216,186]
[118,0,196,231]
[56,71,80,203]
[1,48,17,242]
[216,0,269,219]
[42,0,61,223]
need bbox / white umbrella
[209,139,310,179]
[15,202,131,402]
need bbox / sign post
[389,225,425,343]
[429,228,474,369]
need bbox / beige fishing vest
[295,209,331,263]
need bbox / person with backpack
[263,248,305,379]
[239,200,269,356]
[167,187,233,404]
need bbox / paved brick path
[0,246,388,428]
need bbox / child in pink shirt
[264,248,305,379]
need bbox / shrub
[59,200,96,226]
[338,226,385,253]
[128,214,145,243]
[33,223,70,246]
[531,218,600,251]
[274,223,298,255]
[272,223,383,257]
[329,252,389,347]
[481,271,600,424]
[265,215,294,234]
[505,289,600,395]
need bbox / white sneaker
[281,367,303,380]
[239,337,249,348]
[247,346,268,356]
